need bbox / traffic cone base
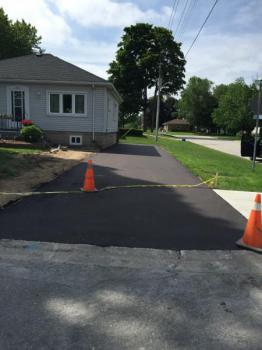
[236,238,262,254]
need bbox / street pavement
[0,239,261,350]
[164,133,242,158]
[0,144,246,249]
[187,138,242,157]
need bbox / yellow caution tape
[0,174,219,197]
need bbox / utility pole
[252,78,262,171]
[155,65,162,142]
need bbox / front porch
[0,116,21,138]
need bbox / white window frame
[47,91,87,117]
[69,135,83,145]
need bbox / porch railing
[0,115,22,130]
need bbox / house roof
[163,118,190,126]
[0,53,108,83]
[0,53,122,102]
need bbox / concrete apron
[214,190,261,219]
[0,239,262,350]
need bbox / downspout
[92,84,95,142]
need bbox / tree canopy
[0,7,41,60]
[178,76,217,130]
[108,23,185,130]
[212,78,255,133]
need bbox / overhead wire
[168,0,177,28]
[185,0,219,57]
[169,0,180,30]
[176,0,198,42]
[174,0,190,38]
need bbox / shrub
[21,125,43,143]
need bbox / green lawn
[0,147,43,179]
[120,135,262,191]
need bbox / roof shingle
[0,54,108,84]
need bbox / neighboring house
[0,53,121,148]
[162,118,190,132]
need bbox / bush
[21,125,43,143]
[119,128,143,137]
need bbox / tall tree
[213,84,228,101]
[178,76,217,129]
[108,23,185,130]
[212,78,255,134]
[0,7,41,60]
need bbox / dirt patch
[0,149,93,207]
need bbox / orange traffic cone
[236,193,262,253]
[82,159,97,192]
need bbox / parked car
[241,132,262,158]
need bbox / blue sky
[0,0,261,86]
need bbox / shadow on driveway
[104,143,161,157]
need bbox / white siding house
[0,54,121,148]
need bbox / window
[48,92,86,116]
[75,95,85,114]
[70,135,82,145]
[50,94,60,113]
[63,94,72,113]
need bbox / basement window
[69,135,82,145]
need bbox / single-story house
[162,118,190,132]
[0,53,121,148]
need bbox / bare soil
[0,149,93,207]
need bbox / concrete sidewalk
[0,239,261,350]
[214,190,261,219]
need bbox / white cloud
[183,32,262,85]
[0,0,71,48]
[51,0,170,27]
[57,38,118,78]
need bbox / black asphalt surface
[0,144,246,250]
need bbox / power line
[176,0,198,42]
[185,0,219,57]
[169,0,180,29]
[168,0,177,28]
[174,0,190,38]
[175,0,193,39]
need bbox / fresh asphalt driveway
[0,144,246,250]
